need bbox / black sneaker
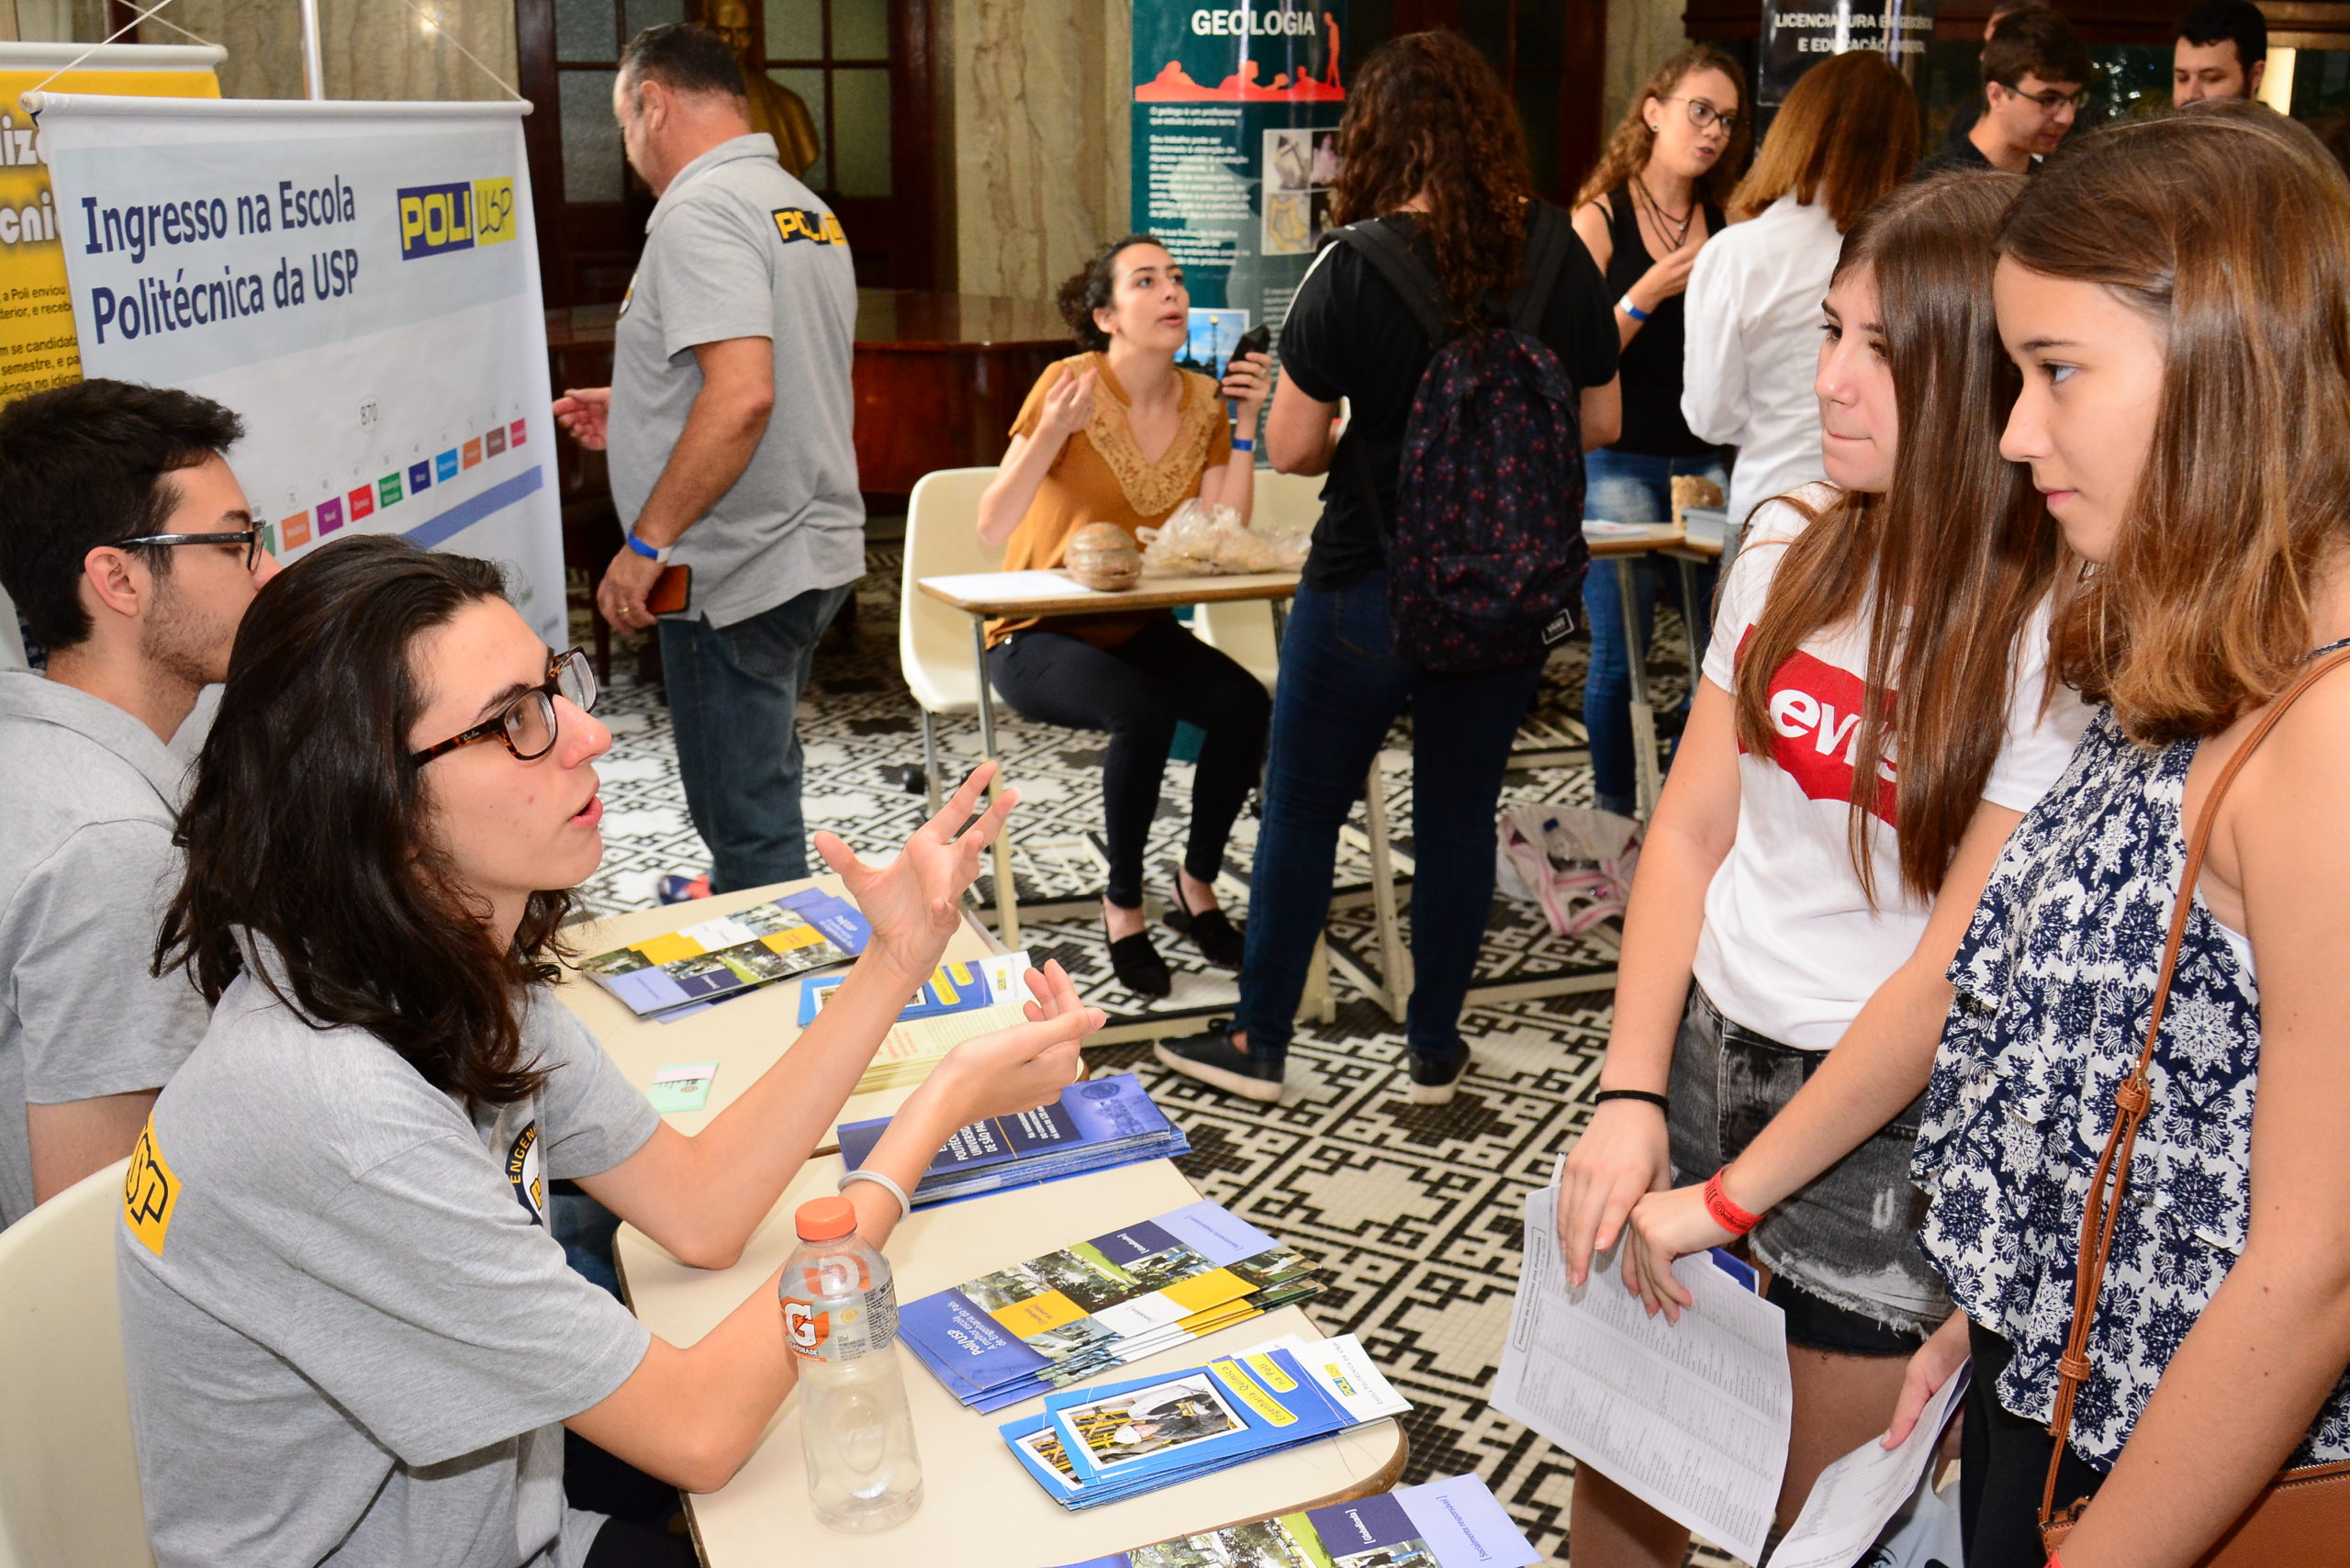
[1405,1045,1472,1105]
[1154,1021,1283,1103]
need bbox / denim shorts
[1665,984,1951,1353]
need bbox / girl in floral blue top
[1897,108,2350,1568]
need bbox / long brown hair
[2008,106,2350,744]
[1330,31,1536,324]
[1733,173,2066,905]
[160,536,571,1106]
[1729,51,1920,228]
[1575,46,1751,212]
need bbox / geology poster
[1131,0,1347,332]
[37,95,562,645]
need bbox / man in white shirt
[0,379,276,1225]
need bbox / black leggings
[583,1518,696,1568]
[1962,1320,2106,1567]
[986,618,1270,908]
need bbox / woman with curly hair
[1153,30,1621,1107]
[974,237,1272,998]
[1574,45,1749,817]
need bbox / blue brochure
[836,1074,1186,1206]
[1035,1473,1541,1565]
[577,887,868,1017]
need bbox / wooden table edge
[915,573,1301,617]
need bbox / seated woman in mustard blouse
[974,234,1270,999]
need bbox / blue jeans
[1581,448,1727,814]
[1235,573,1544,1066]
[658,583,852,894]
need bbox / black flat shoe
[1165,880,1245,969]
[1107,929,1171,998]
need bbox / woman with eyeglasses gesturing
[1571,46,1750,818]
[118,535,1098,1568]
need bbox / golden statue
[710,0,823,181]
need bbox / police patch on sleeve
[506,1122,545,1227]
[772,207,846,246]
[123,1118,180,1257]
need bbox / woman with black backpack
[1153,30,1621,1108]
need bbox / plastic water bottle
[778,1196,923,1532]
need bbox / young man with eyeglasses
[0,378,276,1227]
[1917,6,2094,177]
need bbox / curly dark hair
[1329,31,1536,326]
[158,534,573,1107]
[1055,233,1165,352]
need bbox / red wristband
[1703,1169,1762,1237]
[2046,1553,2063,1568]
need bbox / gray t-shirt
[0,671,208,1228]
[609,132,865,629]
[118,966,660,1568]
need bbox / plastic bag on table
[1136,498,1309,577]
[1494,804,1641,937]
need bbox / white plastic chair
[0,1157,154,1568]
[898,467,1006,818]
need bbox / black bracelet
[1594,1089,1670,1113]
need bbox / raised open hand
[814,761,1018,986]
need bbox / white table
[615,1155,1407,1567]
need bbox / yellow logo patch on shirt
[123,1119,180,1257]
[772,207,846,246]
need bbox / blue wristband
[1230,437,1255,453]
[1618,295,1651,324]
[624,530,661,560]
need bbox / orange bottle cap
[795,1195,858,1241]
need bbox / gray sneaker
[1154,1022,1283,1103]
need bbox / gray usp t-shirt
[608,132,866,630]
[0,670,209,1229]
[118,966,661,1568]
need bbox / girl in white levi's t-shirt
[1553,173,2088,1568]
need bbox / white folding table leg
[1621,558,1662,818]
[1362,752,1412,1021]
[969,617,1021,947]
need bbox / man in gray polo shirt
[554,22,863,901]
[0,379,277,1227]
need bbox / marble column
[145,0,518,104]
[948,0,1128,302]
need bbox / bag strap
[1331,219,1449,348]
[1507,204,1572,337]
[2039,643,2350,1533]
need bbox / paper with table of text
[1492,1184,1792,1564]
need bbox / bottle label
[781,1282,899,1363]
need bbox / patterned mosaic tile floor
[569,544,1732,1566]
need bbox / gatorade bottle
[778,1196,923,1532]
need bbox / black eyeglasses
[1660,95,1739,136]
[114,528,265,572]
[409,648,599,767]
[2009,84,2087,113]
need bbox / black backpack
[1336,204,1590,677]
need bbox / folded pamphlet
[900,1199,1325,1412]
[1001,1336,1407,1509]
[1043,1473,1538,1568]
[798,950,1030,1025]
[579,888,868,1017]
[836,1073,1187,1207]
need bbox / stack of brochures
[577,888,868,1018]
[800,951,1037,1093]
[900,1200,1326,1412]
[1045,1472,1539,1567]
[1001,1331,1410,1510]
[836,1074,1188,1207]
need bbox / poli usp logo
[397,177,518,260]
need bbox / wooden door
[513,0,940,308]
[1379,0,1609,201]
